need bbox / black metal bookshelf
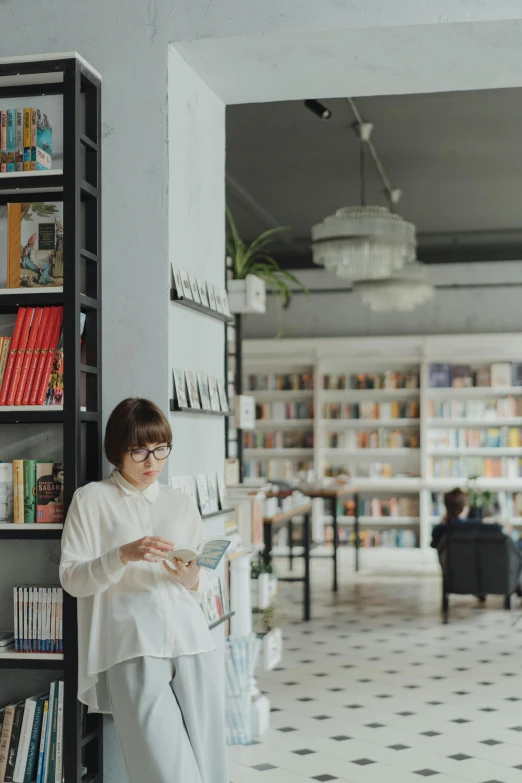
[0,55,103,783]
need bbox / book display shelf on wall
[243,334,522,559]
[0,54,102,783]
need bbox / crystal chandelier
[353,262,434,312]
[311,205,416,281]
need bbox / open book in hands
[164,538,231,570]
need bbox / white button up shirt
[59,469,216,713]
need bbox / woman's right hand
[119,536,174,565]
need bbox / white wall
[242,261,522,339]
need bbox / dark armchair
[437,520,522,623]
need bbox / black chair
[438,521,522,623]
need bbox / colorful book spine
[35,110,52,171]
[41,683,55,783]
[23,695,45,783]
[15,110,23,172]
[36,307,63,405]
[4,701,24,783]
[23,460,37,524]
[6,109,15,173]
[13,696,36,783]
[13,460,24,525]
[35,698,48,783]
[53,682,63,783]
[29,307,57,405]
[0,110,6,173]
[23,109,31,171]
[6,307,35,406]
[13,587,18,652]
[45,328,63,405]
[0,308,27,405]
[15,307,43,406]
[23,308,50,405]
[30,108,37,171]
[47,683,58,783]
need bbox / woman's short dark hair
[444,487,468,520]
[104,398,172,468]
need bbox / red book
[36,306,63,405]
[6,307,35,406]
[29,307,58,405]
[22,307,50,405]
[13,306,43,406]
[0,307,27,405]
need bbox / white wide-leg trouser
[106,652,229,783]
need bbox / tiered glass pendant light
[310,101,434,310]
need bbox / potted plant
[226,208,308,313]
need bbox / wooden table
[295,485,360,590]
[263,502,313,621]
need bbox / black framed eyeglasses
[128,445,172,463]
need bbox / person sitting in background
[431,487,469,549]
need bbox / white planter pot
[228,275,266,314]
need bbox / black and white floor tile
[228,552,522,783]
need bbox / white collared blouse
[59,469,216,713]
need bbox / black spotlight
[304,99,332,121]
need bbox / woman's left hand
[162,558,200,590]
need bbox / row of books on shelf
[339,497,420,518]
[326,429,420,450]
[1,108,53,172]
[0,680,63,783]
[203,577,230,625]
[0,308,74,407]
[172,369,229,412]
[323,370,419,390]
[323,401,420,420]
[426,397,522,419]
[324,464,418,479]
[245,373,313,392]
[171,265,230,315]
[255,401,313,421]
[243,432,313,449]
[169,473,228,517]
[429,362,522,389]
[427,428,522,450]
[12,586,63,653]
[429,457,522,479]
[325,527,418,548]
[0,462,63,524]
[244,460,313,481]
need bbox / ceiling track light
[304,99,332,121]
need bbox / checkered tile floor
[228,551,522,783]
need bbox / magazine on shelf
[221,289,231,316]
[207,474,219,512]
[182,476,197,504]
[184,370,200,408]
[207,283,217,310]
[208,375,221,411]
[197,279,210,308]
[188,273,201,303]
[165,538,231,571]
[216,377,229,412]
[216,472,228,510]
[196,474,211,514]
[214,287,224,314]
[171,264,183,296]
[173,369,188,408]
[197,371,211,410]
[179,268,193,300]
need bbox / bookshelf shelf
[243,448,314,458]
[255,419,314,428]
[427,386,522,398]
[0,523,63,539]
[322,448,419,458]
[247,390,314,401]
[325,515,420,526]
[427,418,522,427]
[322,389,419,401]
[427,478,522,491]
[169,401,231,417]
[170,289,234,324]
[427,448,522,457]
[0,54,103,783]
[201,507,235,520]
[322,418,420,428]
[208,611,235,631]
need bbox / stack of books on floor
[13,586,63,653]
[0,307,64,407]
[0,108,53,172]
[0,680,63,783]
[0,461,63,524]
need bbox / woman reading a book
[59,398,228,783]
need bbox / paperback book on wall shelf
[214,287,223,314]
[7,203,63,289]
[197,371,211,410]
[216,377,229,412]
[207,283,217,310]
[207,474,219,512]
[171,264,183,296]
[221,289,231,316]
[165,539,230,571]
[183,476,197,505]
[184,370,200,409]
[188,273,201,303]
[217,472,228,510]
[208,375,221,412]
[197,279,209,308]
[179,268,193,300]
[196,474,212,514]
[173,369,188,408]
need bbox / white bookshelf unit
[243,334,522,556]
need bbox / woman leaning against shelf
[59,397,228,783]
